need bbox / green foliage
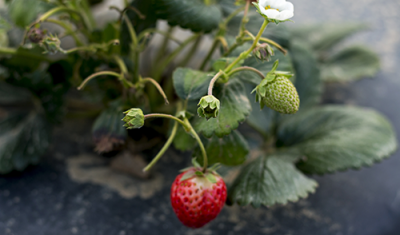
[320,45,380,82]
[195,130,249,166]
[8,0,52,28]
[153,0,222,32]
[0,82,50,174]
[194,79,251,138]
[228,153,317,207]
[172,68,212,101]
[289,40,322,109]
[277,106,398,174]
[290,23,369,53]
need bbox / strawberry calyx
[179,159,222,184]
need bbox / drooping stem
[141,78,170,104]
[77,71,122,90]
[143,121,178,172]
[184,118,208,172]
[224,19,269,73]
[226,66,265,79]
[144,114,188,129]
[208,70,223,96]
[114,55,128,75]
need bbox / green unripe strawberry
[254,60,300,114]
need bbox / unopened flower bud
[253,43,274,62]
[40,34,65,54]
[253,60,299,114]
[122,108,145,129]
[197,95,220,120]
[28,28,45,43]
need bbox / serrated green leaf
[0,83,50,174]
[173,125,197,151]
[321,45,380,82]
[194,79,251,138]
[172,68,212,101]
[289,23,369,52]
[277,106,397,174]
[228,153,317,208]
[195,130,249,166]
[153,0,222,33]
[290,40,322,109]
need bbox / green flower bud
[254,60,300,114]
[252,43,274,62]
[197,95,220,120]
[40,34,65,54]
[122,108,145,129]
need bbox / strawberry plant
[0,0,396,229]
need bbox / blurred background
[0,0,400,234]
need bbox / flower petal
[264,9,280,19]
[259,0,271,8]
[280,2,294,11]
[276,10,294,20]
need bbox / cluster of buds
[197,95,220,120]
[252,43,274,62]
[122,108,145,129]
[40,34,66,54]
[253,60,299,114]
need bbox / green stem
[178,35,202,67]
[153,33,201,80]
[65,46,96,54]
[114,55,128,74]
[239,0,251,36]
[141,78,170,104]
[224,6,246,26]
[208,70,223,96]
[77,71,122,90]
[224,20,269,74]
[144,114,188,129]
[226,66,265,79]
[184,118,208,172]
[143,121,178,172]
[0,47,52,62]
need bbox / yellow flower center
[265,5,279,11]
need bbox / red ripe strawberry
[170,167,227,228]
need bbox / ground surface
[1,0,400,235]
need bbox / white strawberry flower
[257,0,294,21]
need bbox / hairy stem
[227,66,265,79]
[0,47,52,62]
[208,70,224,96]
[141,78,170,104]
[224,20,269,73]
[144,114,188,129]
